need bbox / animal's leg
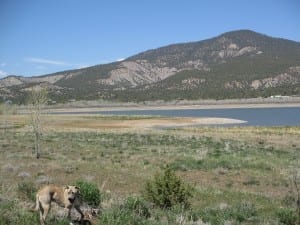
[39,209,45,225]
[40,202,50,225]
[38,200,45,225]
[34,194,40,211]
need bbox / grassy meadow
[0,113,300,225]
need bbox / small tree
[75,180,102,207]
[28,88,47,159]
[143,166,194,209]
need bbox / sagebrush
[144,167,194,209]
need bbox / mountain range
[1,30,300,103]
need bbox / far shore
[13,97,300,124]
[43,101,300,114]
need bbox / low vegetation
[76,180,102,207]
[144,166,194,209]
[0,113,299,224]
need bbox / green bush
[75,180,101,207]
[0,199,72,225]
[17,182,37,201]
[143,167,194,209]
[276,208,297,225]
[0,200,15,225]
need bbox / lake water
[98,107,300,126]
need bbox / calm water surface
[99,107,300,126]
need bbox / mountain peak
[221,29,263,36]
[1,30,300,103]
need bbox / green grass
[0,200,70,225]
[0,122,299,224]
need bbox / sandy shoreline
[152,117,247,128]
[2,114,247,131]
[44,102,300,114]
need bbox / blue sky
[0,0,299,77]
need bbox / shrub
[276,208,297,225]
[0,200,39,225]
[75,180,101,207]
[143,167,194,209]
[0,200,15,225]
[17,181,37,201]
[231,201,257,222]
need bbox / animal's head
[64,185,80,203]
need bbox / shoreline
[3,114,247,130]
[43,102,300,114]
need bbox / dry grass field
[0,112,299,224]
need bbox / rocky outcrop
[22,74,66,84]
[0,76,24,87]
[97,60,178,86]
[251,73,299,89]
[224,81,245,89]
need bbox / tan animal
[32,185,84,225]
